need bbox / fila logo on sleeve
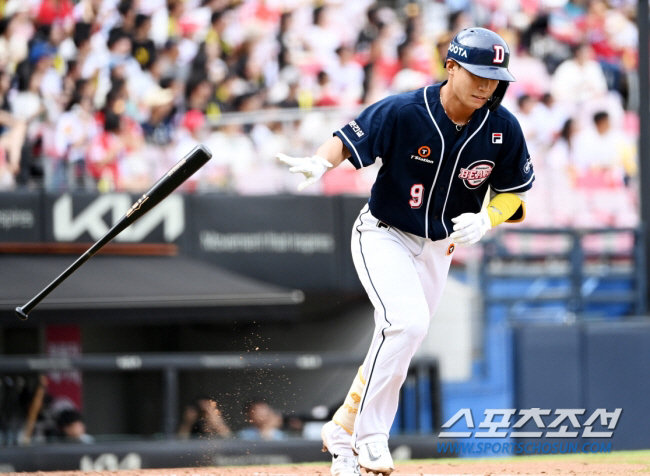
[492,133,503,144]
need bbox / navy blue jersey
[334,82,534,241]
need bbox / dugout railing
[0,352,442,441]
[480,227,645,321]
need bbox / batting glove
[276,153,332,191]
[450,209,491,246]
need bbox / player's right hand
[276,153,332,191]
[450,209,491,246]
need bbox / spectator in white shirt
[551,43,608,108]
[51,79,98,190]
[329,45,364,105]
[573,111,626,187]
[304,6,341,71]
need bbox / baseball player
[278,28,534,476]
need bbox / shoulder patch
[523,156,533,174]
[348,120,365,139]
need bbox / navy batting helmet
[445,28,515,111]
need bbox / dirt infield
[9,454,650,476]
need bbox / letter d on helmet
[445,28,515,111]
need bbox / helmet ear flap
[487,81,509,111]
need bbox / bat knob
[15,307,29,321]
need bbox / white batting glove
[276,153,332,191]
[450,209,492,246]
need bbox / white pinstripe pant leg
[349,204,453,451]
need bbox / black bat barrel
[15,144,212,320]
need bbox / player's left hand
[450,209,491,246]
[276,153,332,191]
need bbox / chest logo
[492,133,503,144]
[458,160,494,189]
[410,145,434,164]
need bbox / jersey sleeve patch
[336,129,365,169]
[347,120,365,141]
[334,95,399,170]
[490,116,535,193]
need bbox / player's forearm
[486,193,524,227]
[315,136,350,168]
[204,413,231,436]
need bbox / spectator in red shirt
[314,70,339,107]
[87,112,124,191]
[36,0,74,28]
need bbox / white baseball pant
[327,203,455,456]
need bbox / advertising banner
[0,191,42,242]
[43,192,185,243]
[188,194,339,290]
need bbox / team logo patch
[523,156,533,174]
[446,243,455,256]
[493,45,505,64]
[458,160,494,189]
[492,133,503,144]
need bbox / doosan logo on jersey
[448,44,469,58]
[458,160,494,189]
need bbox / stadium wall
[513,321,650,450]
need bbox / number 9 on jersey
[409,184,424,209]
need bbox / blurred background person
[574,111,627,188]
[177,396,231,439]
[51,78,98,190]
[86,111,124,192]
[0,70,27,189]
[140,85,176,179]
[55,409,94,444]
[238,398,285,441]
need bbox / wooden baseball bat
[15,144,212,320]
[20,375,47,444]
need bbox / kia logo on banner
[53,193,184,242]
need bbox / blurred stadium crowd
[0,0,641,226]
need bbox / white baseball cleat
[322,421,360,476]
[357,441,394,475]
[329,454,361,476]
